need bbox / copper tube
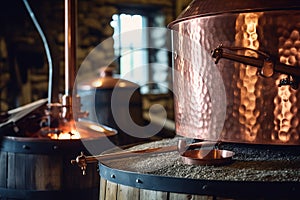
[64,0,77,96]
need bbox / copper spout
[71,152,88,175]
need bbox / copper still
[78,66,145,145]
[169,0,300,145]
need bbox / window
[111,10,169,94]
[111,13,149,87]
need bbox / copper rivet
[202,185,208,190]
[22,145,29,150]
[111,174,115,179]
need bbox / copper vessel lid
[168,0,300,28]
[78,66,139,90]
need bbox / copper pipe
[71,140,219,175]
[65,0,77,96]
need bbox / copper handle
[211,45,300,89]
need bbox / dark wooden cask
[0,136,100,200]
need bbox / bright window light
[111,13,148,86]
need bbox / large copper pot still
[169,0,300,145]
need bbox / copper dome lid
[169,0,300,28]
[78,66,139,90]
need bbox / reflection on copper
[235,13,262,141]
[92,80,103,88]
[48,129,81,140]
[39,105,81,139]
[275,27,300,142]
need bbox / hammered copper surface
[170,8,300,145]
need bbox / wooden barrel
[99,178,213,200]
[98,137,300,200]
[0,136,105,200]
